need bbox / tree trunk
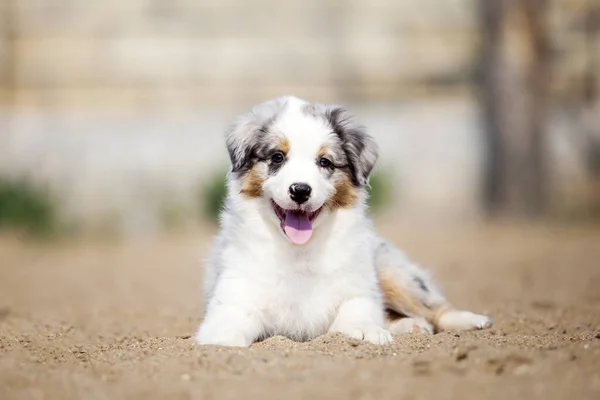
[478,0,549,216]
[583,0,600,175]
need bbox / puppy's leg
[375,240,493,333]
[435,309,493,331]
[195,304,261,347]
[329,297,393,345]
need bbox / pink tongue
[284,211,313,245]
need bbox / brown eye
[271,152,285,164]
[319,157,332,168]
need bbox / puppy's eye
[271,152,285,164]
[319,157,332,168]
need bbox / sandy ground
[1,220,599,400]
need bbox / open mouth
[270,200,322,245]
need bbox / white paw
[341,326,393,345]
[194,326,252,347]
[388,317,434,335]
[437,310,493,332]
[474,315,494,329]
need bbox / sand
[1,221,599,399]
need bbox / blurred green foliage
[201,169,229,223]
[0,178,58,236]
[367,169,393,215]
[201,168,392,223]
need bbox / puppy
[195,96,492,347]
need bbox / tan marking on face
[317,144,328,159]
[325,173,358,210]
[278,136,290,154]
[240,165,264,199]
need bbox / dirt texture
[1,221,599,400]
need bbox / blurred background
[0,0,599,238]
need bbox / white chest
[255,266,343,340]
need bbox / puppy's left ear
[326,107,379,186]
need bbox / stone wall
[1,0,481,109]
[1,0,593,110]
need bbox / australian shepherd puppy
[195,96,492,347]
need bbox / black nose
[289,183,312,204]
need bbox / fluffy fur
[195,96,492,347]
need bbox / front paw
[337,326,393,345]
[194,326,252,347]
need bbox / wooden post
[478,0,549,216]
[583,0,600,175]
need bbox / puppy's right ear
[225,118,259,174]
[225,97,289,173]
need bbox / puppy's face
[226,97,378,245]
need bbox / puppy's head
[226,96,378,245]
